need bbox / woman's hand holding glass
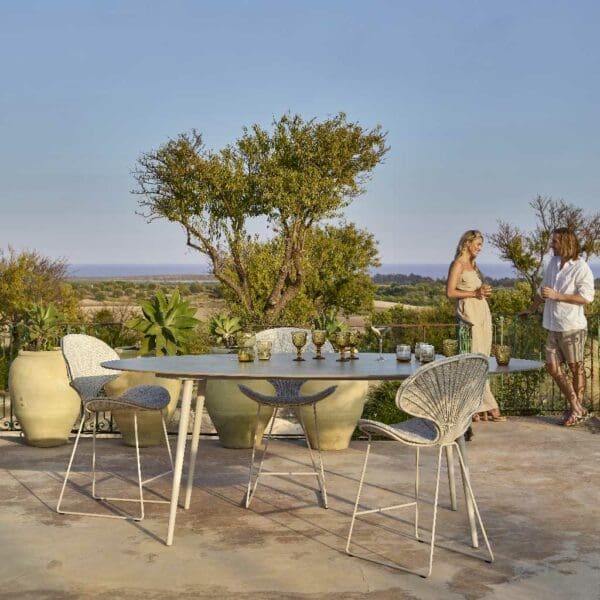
[476,284,492,299]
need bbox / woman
[446,230,506,423]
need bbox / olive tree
[0,248,80,327]
[133,113,388,324]
[489,196,600,300]
[219,222,380,325]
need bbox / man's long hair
[552,227,580,261]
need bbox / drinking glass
[371,325,390,361]
[419,343,435,363]
[348,329,360,360]
[291,331,307,361]
[335,330,351,362]
[414,341,425,360]
[237,332,256,362]
[494,344,512,366]
[256,340,272,361]
[442,338,458,357]
[395,344,411,362]
[311,329,327,360]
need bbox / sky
[1,0,599,267]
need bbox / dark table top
[102,353,544,381]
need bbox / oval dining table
[103,352,544,546]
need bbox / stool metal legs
[346,437,493,578]
[57,409,173,520]
[245,402,328,509]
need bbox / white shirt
[538,256,595,331]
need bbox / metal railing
[373,314,599,415]
[2,315,599,433]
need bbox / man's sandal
[562,408,589,427]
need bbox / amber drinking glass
[348,329,360,360]
[256,340,272,361]
[442,339,458,357]
[311,329,327,360]
[494,344,511,366]
[334,330,351,362]
[237,333,256,362]
[291,331,308,361]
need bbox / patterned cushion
[84,385,170,413]
[358,417,440,445]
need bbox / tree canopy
[134,112,388,323]
[0,248,80,326]
[489,196,600,300]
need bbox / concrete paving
[1,416,599,600]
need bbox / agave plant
[208,313,242,348]
[313,309,347,340]
[19,303,63,351]
[126,289,200,356]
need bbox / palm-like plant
[208,313,242,348]
[314,309,347,340]
[127,289,200,356]
[19,303,63,351]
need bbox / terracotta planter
[205,379,275,448]
[9,350,81,447]
[297,380,369,450]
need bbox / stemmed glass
[311,329,327,359]
[334,330,351,362]
[371,325,390,361]
[291,331,307,361]
[348,329,360,360]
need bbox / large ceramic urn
[9,350,81,447]
[205,379,275,449]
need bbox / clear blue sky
[1,0,599,267]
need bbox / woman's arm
[446,261,486,299]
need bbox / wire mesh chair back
[396,353,489,445]
[61,334,121,401]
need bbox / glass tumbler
[395,344,411,362]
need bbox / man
[521,228,595,426]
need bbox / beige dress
[456,270,499,412]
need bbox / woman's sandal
[486,411,507,422]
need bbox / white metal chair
[238,327,337,509]
[57,334,173,521]
[346,353,494,578]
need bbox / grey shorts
[546,329,586,364]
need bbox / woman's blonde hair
[454,229,484,275]
[552,228,579,261]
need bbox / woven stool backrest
[396,353,489,444]
[61,334,120,400]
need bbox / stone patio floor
[1,416,599,600]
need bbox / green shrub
[361,381,409,425]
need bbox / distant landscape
[67,262,600,281]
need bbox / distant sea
[67,264,211,278]
[67,262,600,279]
[374,262,600,279]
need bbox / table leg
[456,435,479,548]
[185,379,206,509]
[166,378,194,546]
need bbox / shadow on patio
[1,416,599,599]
